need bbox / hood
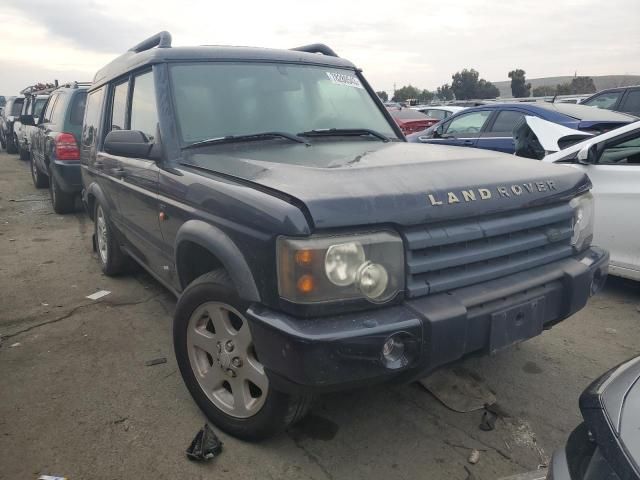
[513,116,593,160]
[580,356,640,478]
[183,140,590,229]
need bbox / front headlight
[570,192,594,251]
[277,232,404,304]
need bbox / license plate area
[489,296,546,354]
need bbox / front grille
[402,202,574,298]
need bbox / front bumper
[51,160,82,194]
[247,247,608,394]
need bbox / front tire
[94,202,128,275]
[30,157,49,188]
[19,145,30,160]
[174,270,311,440]
[49,169,75,214]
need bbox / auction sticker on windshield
[326,71,364,89]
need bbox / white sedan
[410,105,465,121]
[542,121,640,281]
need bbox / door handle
[113,167,126,177]
[463,140,474,145]
[95,161,104,170]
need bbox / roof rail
[291,43,338,57]
[60,81,93,89]
[129,31,172,53]
[20,82,58,95]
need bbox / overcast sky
[1,0,638,96]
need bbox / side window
[444,111,492,135]
[11,99,24,116]
[620,90,640,114]
[22,97,31,115]
[599,134,640,165]
[109,80,129,132]
[488,110,525,134]
[426,109,447,120]
[582,92,621,110]
[82,87,105,148]
[34,98,48,118]
[40,94,58,123]
[50,95,67,124]
[130,71,158,141]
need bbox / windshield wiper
[297,128,390,142]
[183,131,309,150]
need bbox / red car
[387,108,438,135]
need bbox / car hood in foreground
[183,140,590,229]
[580,356,640,479]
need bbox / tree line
[378,68,597,103]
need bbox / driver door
[575,132,640,279]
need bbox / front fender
[175,220,261,302]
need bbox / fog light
[382,336,405,363]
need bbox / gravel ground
[1,151,638,480]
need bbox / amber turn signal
[295,249,313,266]
[296,274,315,294]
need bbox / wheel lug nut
[226,368,236,378]
[232,357,242,368]
[225,340,234,352]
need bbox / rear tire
[30,157,49,188]
[49,169,75,214]
[19,145,29,161]
[94,202,128,275]
[174,270,311,441]
[6,132,17,154]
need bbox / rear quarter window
[69,91,87,125]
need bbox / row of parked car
[0,32,638,479]
[382,90,640,283]
[1,82,88,213]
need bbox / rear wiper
[183,131,310,149]
[297,128,390,142]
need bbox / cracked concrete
[1,152,639,480]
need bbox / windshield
[169,62,398,144]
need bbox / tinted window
[82,87,105,148]
[41,94,58,123]
[110,81,128,131]
[50,96,67,124]
[11,98,24,116]
[34,98,47,118]
[444,111,492,135]
[69,91,87,125]
[169,63,397,144]
[582,92,621,110]
[130,71,158,141]
[600,133,640,165]
[620,90,640,114]
[489,110,525,133]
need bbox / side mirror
[104,130,152,158]
[576,143,600,165]
[19,115,35,126]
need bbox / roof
[461,101,636,122]
[92,33,355,89]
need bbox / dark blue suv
[82,32,609,440]
[407,102,636,154]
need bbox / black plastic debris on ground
[479,408,498,431]
[144,357,167,367]
[186,424,223,462]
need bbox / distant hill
[492,75,640,98]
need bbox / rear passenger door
[477,109,526,153]
[33,93,57,168]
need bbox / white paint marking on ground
[86,290,111,301]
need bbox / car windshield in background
[169,63,398,145]
[11,99,24,116]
